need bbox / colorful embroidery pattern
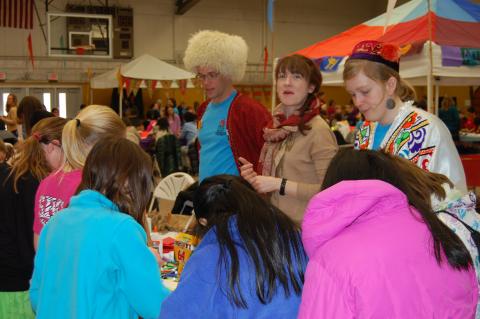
[434,191,480,317]
[355,122,373,150]
[383,111,433,167]
[410,146,434,170]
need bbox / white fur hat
[183,30,248,82]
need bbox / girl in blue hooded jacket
[30,137,169,319]
[160,175,307,318]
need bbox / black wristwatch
[279,178,287,196]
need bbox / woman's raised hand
[239,157,257,184]
[239,157,281,194]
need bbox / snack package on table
[174,232,198,275]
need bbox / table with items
[151,231,198,291]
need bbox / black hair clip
[76,119,81,127]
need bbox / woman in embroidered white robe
[343,40,466,192]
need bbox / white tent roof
[120,54,194,80]
[90,54,195,89]
[322,42,480,86]
[90,67,120,89]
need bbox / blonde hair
[183,30,248,82]
[343,59,416,102]
[62,105,126,171]
[0,139,14,163]
[9,117,67,192]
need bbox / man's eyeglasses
[196,72,220,81]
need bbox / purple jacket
[299,180,477,319]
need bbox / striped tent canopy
[296,0,480,58]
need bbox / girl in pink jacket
[299,149,478,318]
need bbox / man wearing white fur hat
[184,30,271,181]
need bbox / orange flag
[27,33,34,68]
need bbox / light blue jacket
[30,190,169,319]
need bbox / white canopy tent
[90,54,196,115]
[90,67,120,89]
[120,54,194,81]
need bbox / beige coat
[5,106,17,132]
[270,115,338,223]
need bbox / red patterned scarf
[259,99,320,176]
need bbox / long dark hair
[77,137,153,225]
[17,96,46,137]
[275,54,322,134]
[322,149,472,270]
[193,175,306,308]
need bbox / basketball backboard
[47,12,113,58]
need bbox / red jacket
[197,93,272,173]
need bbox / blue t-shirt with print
[198,91,239,181]
[372,122,392,150]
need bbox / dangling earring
[386,98,396,110]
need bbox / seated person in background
[462,107,478,133]
[160,175,307,318]
[146,101,161,121]
[299,149,478,318]
[30,138,169,319]
[122,117,141,145]
[179,112,198,146]
[155,117,181,177]
[179,112,198,172]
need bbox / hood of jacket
[301,179,410,257]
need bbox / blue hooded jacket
[160,217,306,318]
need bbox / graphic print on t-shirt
[39,195,65,225]
[216,120,227,136]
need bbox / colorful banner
[160,80,172,89]
[314,56,342,73]
[132,79,141,96]
[461,48,480,66]
[442,46,480,66]
[146,79,153,97]
[124,78,131,95]
[177,79,187,95]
